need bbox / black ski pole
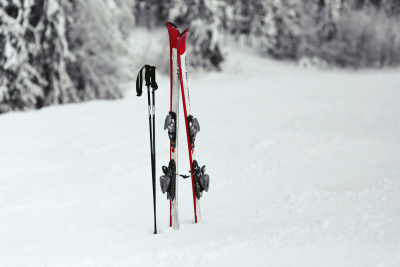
[136,65,158,234]
[150,66,158,234]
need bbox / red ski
[177,29,201,223]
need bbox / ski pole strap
[136,65,151,97]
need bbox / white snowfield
[1,46,400,267]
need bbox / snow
[1,44,400,266]
[46,0,59,17]
[4,41,19,70]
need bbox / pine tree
[0,0,75,112]
[252,1,277,56]
[268,0,300,60]
[0,0,134,113]
[170,0,225,70]
[247,0,268,47]
[324,0,400,68]
[66,0,130,100]
[381,0,400,16]
[295,0,337,62]
[134,0,172,28]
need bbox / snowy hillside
[1,46,400,266]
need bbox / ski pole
[150,66,158,234]
[136,64,158,234]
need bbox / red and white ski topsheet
[166,22,180,229]
[177,29,201,224]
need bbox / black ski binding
[164,112,177,148]
[160,159,176,200]
[192,160,209,199]
[188,115,200,150]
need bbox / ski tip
[179,29,188,37]
[166,21,178,29]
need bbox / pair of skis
[159,22,210,230]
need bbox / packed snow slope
[1,45,400,267]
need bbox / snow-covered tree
[0,0,75,112]
[134,0,172,28]
[254,0,400,68]
[0,0,135,114]
[170,0,225,70]
[114,0,136,38]
[380,0,400,16]
[222,0,266,45]
[254,1,277,56]
[66,0,133,100]
[295,0,337,62]
[313,1,400,68]
[268,0,300,60]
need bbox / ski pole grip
[136,64,152,96]
[136,65,145,96]
[144,65,151,87]
[150,66,158,90]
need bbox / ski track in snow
[1,45,400,266]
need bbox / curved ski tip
[166,21,178,29]
[179,29,188,37]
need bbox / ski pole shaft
[152,88,157,233]
[147,86,157,234]
[149,66,158,234]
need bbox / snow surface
[1,45,400,266]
